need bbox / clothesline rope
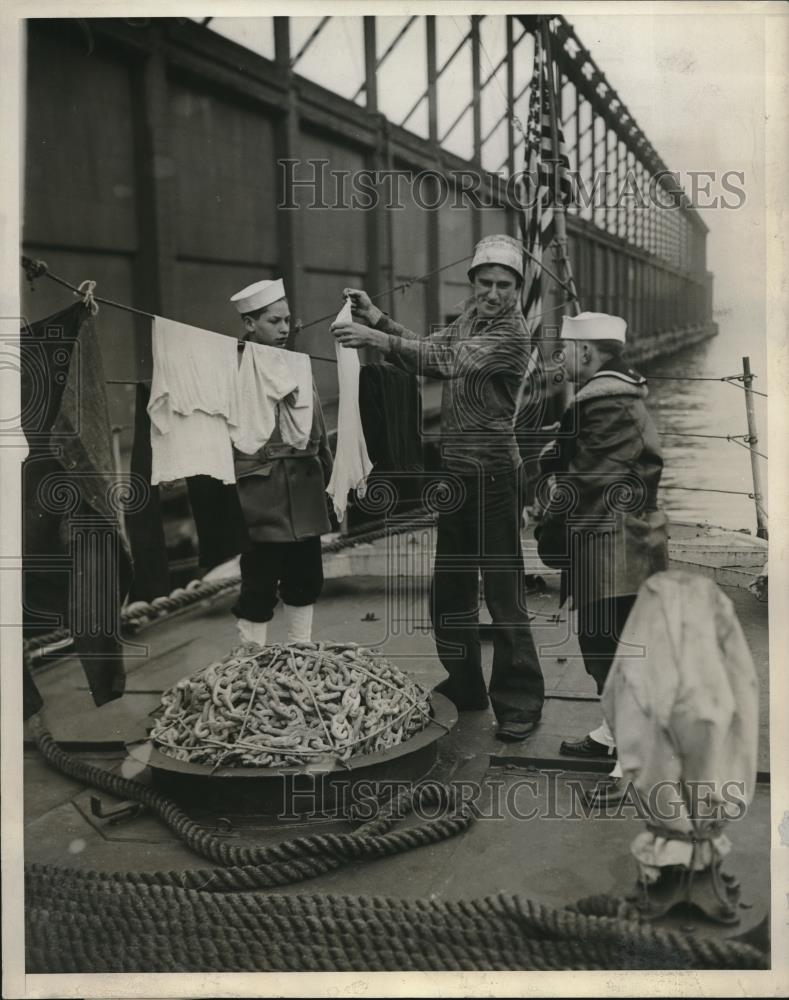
[297,254,476,335]
[23,257,154,320]
[22,254,482,365]
[20,256,768,401]
[20,247,575,367]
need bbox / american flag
[518,30,573,338]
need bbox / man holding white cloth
[331,235,545,742]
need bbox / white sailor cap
[230,278,286,315]
[560,311,627,343]
[467,234,524,280]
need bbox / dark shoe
[433,679,489,711]
[583,778,631,806]
[559,734,616,758]
[495,718,540,742]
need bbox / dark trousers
[577,595,637,695]
[431,470,544,724]
[231,536,324,623]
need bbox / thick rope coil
[30,719,472,886]
[24,865,768,973]
[25,722,769,972]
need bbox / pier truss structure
[22,13,716,423]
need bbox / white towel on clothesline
[326,298,372,522]
[148,317,238,485]
[275,350,314,452]
[232,342,312,454]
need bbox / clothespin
[77,279,99,316]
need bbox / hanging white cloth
[326,298,372,522]
[601,569,759,879]
[232,341,300,455]
[148,317,239,485]
[277,350,314,451]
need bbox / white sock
[589,718,616,749]
[283,603,314,644]
[236,618,268,646]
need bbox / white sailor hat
[467,234,524,280]
[560,311,627,343]
[230,278,286,315]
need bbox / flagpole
[540,16,581,317]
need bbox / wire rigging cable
[648,372,768,398]
[659,431,768,461]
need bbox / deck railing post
[742,356,768,539]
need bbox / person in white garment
[228,278,334,646]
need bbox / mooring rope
[25,717,768,972]
[25,865,768,972]
[24,625,771,976]
[30,718,474,887]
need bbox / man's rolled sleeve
[374,312,460,379]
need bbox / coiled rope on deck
[25,865,767,973]
[26,719,768,972]
[30,718,472,888]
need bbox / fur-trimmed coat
[535,357,669,609]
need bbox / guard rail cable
[25,718,768,973]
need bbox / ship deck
[22,520,770,950]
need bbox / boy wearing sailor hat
[535,312,669,784]
[231,279,290,348]
[228,278,334,647]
